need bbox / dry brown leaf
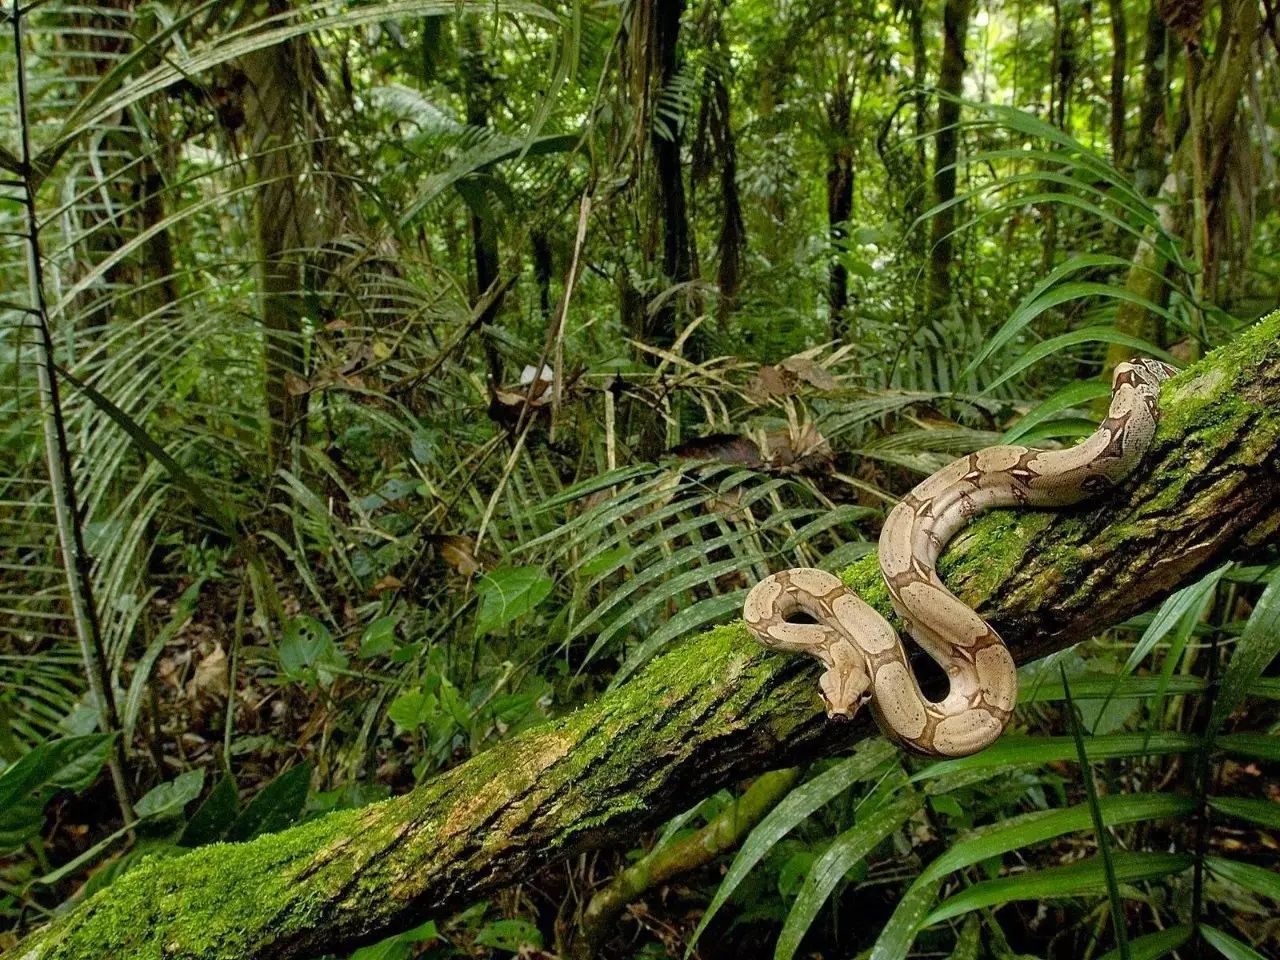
[283,372,311,397]
[779,355,839,390]
[747,364,790,400]
[439,535,480,577]
[191,643,228,700]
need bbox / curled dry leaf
[765,421,833,473]
[778,355,839,390]
[191,643,229,700]
[438,534,480,577]
[747,355,839,400]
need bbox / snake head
[818,643,873,720]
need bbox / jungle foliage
[0,0,1278,958]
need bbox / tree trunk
[239,25,319,465]
[651,0,693,349]
[462,18,506,386]
[1133,0,1170,196]
[928,0,973,311]
[1104,0,1259,372]
[14,311,1280,960]
[827,74,854,335]
[1109,0,1128,164]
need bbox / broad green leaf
[919,793,1193,885]
[1122,566,1227,676]
[1018,672,1205,703]
[687,739,897,954]
[359,616,400,659]
[1217,734,1280,762]
[983,326,1175,393]
[474,918,543,953]
[1206,797,1280,830]
[1199,925,1269,960]
[0,734,115,853]
[180,776,241,848]
[1209,565,1280,736]
[226,762,312,841]
[1002,380,1113,444]
[351,920,440,960]
[911,733,1197,783]
[135,769,205,821]
[1206,857,1280,902]
[279,616,347,680]
[924,852,1193,925]
[474,566,553,637]
[1096,924,1192,960]
[870,876,944,960]
[388,690,436,733]
[775,792,924,960]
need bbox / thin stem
[11,4,133,824]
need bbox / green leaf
[1002,380,1113,444]
[1062,668,1130,959]
[1206,796,1280,830]
[870,876,945,960]
[350,920,440,960]
[577,544,632,579]
[924,853,1193,924]
[874,793,1191,959]
[474,566,553,637]
[1216,734,1280,761]
[1206,857,1280,902]
[911,733,1197,783]
[225,762,312,841]
[920,793,1193,885]
[775,792,924,960]
[279,616,339,675]
[135,770,205,822]
[687,740,897,955]
[1209,565,1280,736]
[0,734,114,853]
[1199,925,1270,960]
[474,918,543,952]
[983,326,1174,393]
[359,616,400,659]
[180,775,241,847]
[1096,924,1192,960]
[388,690,436,733]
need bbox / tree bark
[826,73,854,335]
[927,0,973,311]
[1104,0,1260,372]
[1109,0,1128,164]
[13,311,1280,960]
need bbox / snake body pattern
[743,359,1176,758]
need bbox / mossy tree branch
[12,313,1280,960]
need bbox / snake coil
[743,359,1176,757]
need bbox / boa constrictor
[743,358,1176,758]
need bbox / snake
[743,358,1176,758]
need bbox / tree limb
[12,312,1280,960]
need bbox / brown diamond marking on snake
[1098,411,1134,459]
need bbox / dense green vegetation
[1,0,1277,958]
